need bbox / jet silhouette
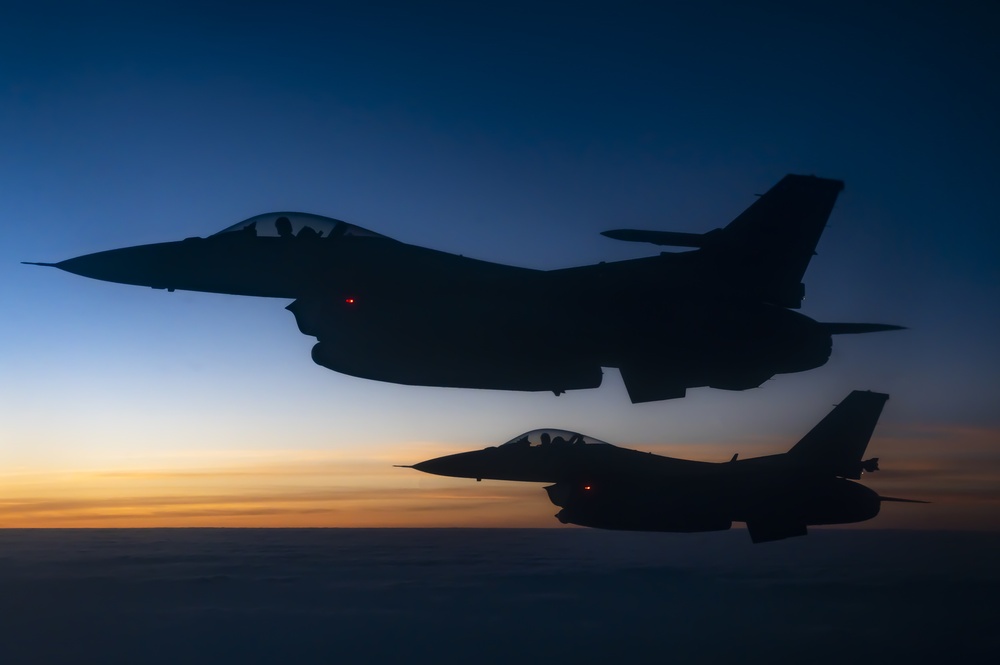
[27,175,901,402]
[404,391,926,542]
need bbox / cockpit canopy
[213,212,388,240]
[499,428,614,449]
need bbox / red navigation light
[583,485,592,491]
[345,298,355,304]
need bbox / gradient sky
[2,0,998,528]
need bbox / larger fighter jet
[404,391,926,543]
[26,175,900,402]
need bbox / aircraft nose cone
[411,450,491,480]
[410,460,440,474]
[411,456,464,477]
[53,247,162,286]
[55,252,120,280]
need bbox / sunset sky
[2,1,997,529]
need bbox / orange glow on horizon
[1,424,997,530]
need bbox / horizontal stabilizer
[600,229,716,248]
[822,323,906,335]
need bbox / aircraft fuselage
[32,175,901,401]
[408,392,915,542]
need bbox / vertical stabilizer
[711,174,844,309]
[600,174,845,308]
[787,390,889,479]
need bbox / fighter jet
[403,391,926,542]
[26,175,901,402]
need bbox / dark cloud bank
[1,529,997,664]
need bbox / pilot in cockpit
[328,220,348,239]
[276,216,294,238]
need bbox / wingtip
[22,261,58,267]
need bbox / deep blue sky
[1,1,997,526]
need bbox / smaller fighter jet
[403,391,926,542]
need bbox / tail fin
[602,175,844,308]
[712,174,844,308]
[787,390,889,479]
